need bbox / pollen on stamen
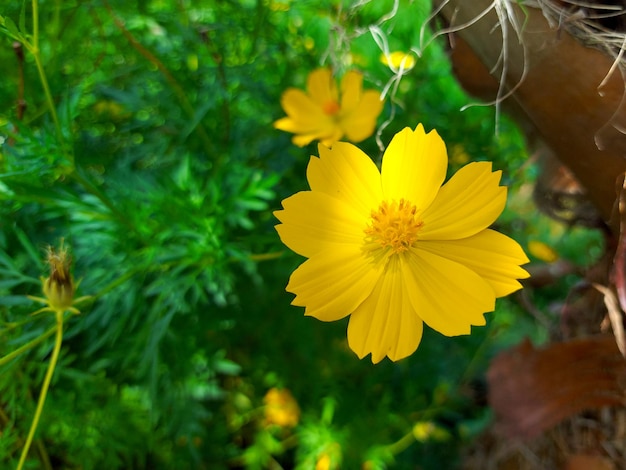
[364,199,423,254]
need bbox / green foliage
[0,0,603,469]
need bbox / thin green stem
[0,310,48,334]
[32,0,39,47]
[0,326,56,368]
[16,311,64,470]
[383,430,415,456]
[33,53,65,153]
[30,0,66,157]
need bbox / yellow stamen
[364,199,423,254]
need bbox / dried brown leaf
[488,335,626,439]
[565,454,615,470]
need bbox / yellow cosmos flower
[274,68,383,147]
[274,125,530,363]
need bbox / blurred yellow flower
[316,453,331,470]
[528,240,559,263]
[263,388,300,428]
[274,68,383,147]
[380,51,416,71]
[274,125,529,363]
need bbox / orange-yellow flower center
[364,199,422,254]
[322,100,340,116]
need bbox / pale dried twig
[593,282,626,357]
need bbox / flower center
[322,100,340,116]
[364,199,422,254]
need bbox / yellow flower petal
[275,89,326,127]
[420,162,506,240]
[418,230,530,297]
[347,256,423,363]
[274,89,339,147]
[318,129,345,148]
[292,128,342,148]
[275,191,365,258]
[339,70,363,114]
[287,247,381,322]
[306,68,338,106]
[307,143,382,217]
[341,90,384,143]
[381,125,447,210]
[274,116,332,141]
[403,249,494,336]
[291,133,319,147]
[275,118,334,147]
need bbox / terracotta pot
[434,0,626,228]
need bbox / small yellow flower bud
[263,388,300,428]
[41,245,76,313]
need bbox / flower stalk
[16,310,64,470]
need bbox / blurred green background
[0,0,604,468]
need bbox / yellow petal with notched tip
[381,125,447,211]
[420,162,506,240]
[287,246,381,322]
[347,256,423,363]
[403,248,494,336]
[275,191,366,258]
[307,143,382,217]
[418,230,530,297]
